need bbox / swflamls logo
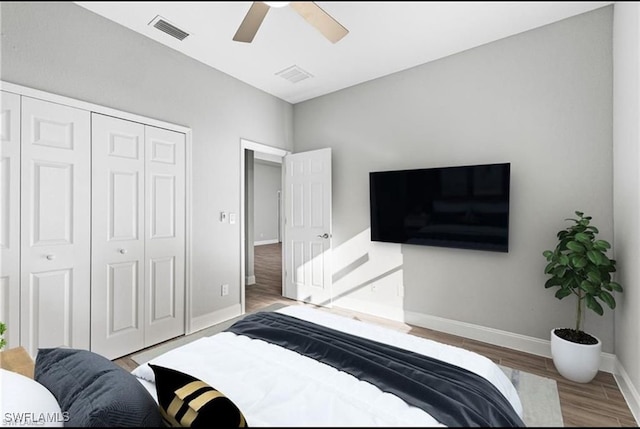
[3,412,70,426]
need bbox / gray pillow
[35,348,162,427]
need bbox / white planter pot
[550,328,601,383]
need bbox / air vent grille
[275,65,313,84]
[149,15,189,41]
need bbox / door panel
[91,113,145,359]
[150,174,176,238]
[144,126,185,347]
[21,97,90,357]
[150,256,176,321]
[26,269,73,351]
[110,171,140,240]
[31,161,73,245]
[108,261,139,334]
[283,148,332,306]
[0,91,20,348]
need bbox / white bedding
[132,305,523,427]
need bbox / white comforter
[132,305,523,427]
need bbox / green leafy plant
[542,211,623,341]
[0,321,6,350]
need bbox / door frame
[239,138,289,314]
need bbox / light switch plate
[220,211,227,222]
[229,213,237,224]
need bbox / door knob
[45,254,55,261]
[317,233,330,239]
[118,248,128,254]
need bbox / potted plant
[0,322,6,350]
[542,211,623,383]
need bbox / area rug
[500,365,564,427]
[131,303,563,427]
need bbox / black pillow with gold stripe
[149,364,248,427]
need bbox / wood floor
[117,242,638,427]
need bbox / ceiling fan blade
[233,2,270,43]
[290,2,348,44]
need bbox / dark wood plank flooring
[116,242,638,427]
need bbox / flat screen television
[369,163,510,252]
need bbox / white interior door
[0,91,21,348]
[144,125,185,347]
[283,148,332,306]
[91,113,145,359]
[20,97,91,357]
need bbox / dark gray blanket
[226,311,525,427]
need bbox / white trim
[0,81,191,134]
[615,359,640,425]
[239,138,289,316]
[184,129,194,334]
[335,297,618,374]
[254,152,283,164]
[243,139,290,157]
[3,80,195,338]
[404,309,617,373]
[255,239,279,246]
[246,276,256,285]
[189,304,242,334]
[334,297,406,322]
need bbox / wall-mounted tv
[369,163,510,252]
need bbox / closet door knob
[118,248,128,254]
[45,254,55,261]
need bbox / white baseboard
[255,239,279,246]
[333,297,616,373]
[403,309,616,373]
[188,303,242,334]
[333,296,406,322]
[614,359,640,425]
[246,275,256,285]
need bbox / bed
[129,305,525,427]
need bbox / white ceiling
[75,1,612,104]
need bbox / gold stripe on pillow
[167,396,185,421]
[160,405,181,427]
[176,381,210,399]
[189,390,225,412]
[179,407,198,427]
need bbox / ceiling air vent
[275,65,313,84]
[149,15,189,41]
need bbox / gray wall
[0,2,293,322]
[613,1,640,411]
[254,160,282,243]
[293,7,615,351]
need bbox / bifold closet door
[91,116,185,358]
[144,126,185,347]
[20,97,91,357]
[0,91,21,348]
[91,113,145,359]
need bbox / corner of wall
[615,359,640,425]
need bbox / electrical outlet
[221,284,229,296]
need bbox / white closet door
[91,113,145,359]
[144,125,185,347]
[0,91,21,348]
[20,97,91,357]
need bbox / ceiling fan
[233,1,349,44]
